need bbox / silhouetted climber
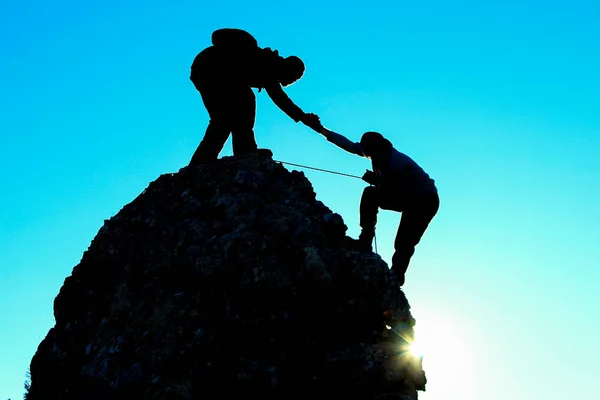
[189,28,322,164]
[316,122,439,286]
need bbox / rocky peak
[26,154,426,399]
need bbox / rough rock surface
[27,154,426,399]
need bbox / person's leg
[189,83,233,165]
[190,122,231,165]
[358,186,380,251]
[230,86,258,156]
[391,193,440,285]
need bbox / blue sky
[1,0,599,398]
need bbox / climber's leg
[230,85,259,156]
[189,81,235,164]
[390,193,439,285]
[357,186,379,251]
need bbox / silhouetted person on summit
[315,121,439,286]
[189,28,321,164]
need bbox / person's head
[360,131,393,159]
[279,56,305,87]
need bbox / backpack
[211,28,282,90]
[211,28,259,50]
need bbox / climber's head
[279,56,305,87]
[360,131,392,159]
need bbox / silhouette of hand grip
[362,170,379,185]
[301,113,323,133]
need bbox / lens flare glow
[409,311,474,400]
[409,341,423,357]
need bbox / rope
[274,160,362,180]
[275,159,381,255]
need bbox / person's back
[191,29,283,89]
[239,47,284,89]
[383,147,437,198]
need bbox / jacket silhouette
[189,28,320,164]
[319,128,439,286]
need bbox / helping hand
[301,113,323,133]
[362,170,379,185]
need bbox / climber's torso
[191,46,281,89]
[373,148,437,211]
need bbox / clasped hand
[301,113,323,132]
[303,115,378,186]
[362,170,379,185]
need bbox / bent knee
[363,185,379,197]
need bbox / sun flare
[409,341,423,357]
[409,311,474,398]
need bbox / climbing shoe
[345,237,372,252]
[357,229,374,252]
[256,148,273,158]
[236,148,273,159]
[390,266,405,286]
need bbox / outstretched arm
[264,83,305,122]
[319,127,366,157]
[264,83,323,132]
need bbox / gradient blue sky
[1,1,599,399]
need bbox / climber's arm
[264,82,305,122]
[319,127,366,157]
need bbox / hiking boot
[396,273,405,286]
[357,229,374,252]
[257,148,273,157]
[345,237,372,252]
[251,148,273,158]
[390,266,405,286]
[236,148,273,159]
